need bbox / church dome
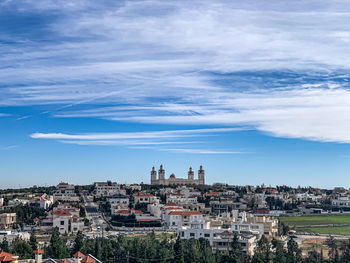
[169,173,176,179]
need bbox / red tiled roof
[136,219,154,222]
[73,252,85,258]
[59,260,71,263]
[52,209,72,216]
[81,256,96,263]
[165,207,182,210]
[165,202,177,206]
[0,252,18,262]
[169,211,202,215]
[206,192,220,195]
[116,210,131,214]
[136,194,154,197]
[33,218,40,222]
[33,248,44,254]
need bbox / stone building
[150,165,205,186]
[0,213,16,230]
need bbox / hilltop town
[1,166,350,263]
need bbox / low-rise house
[53,182,79,202]
[5,250,103,263]
[167,210,204,229]
[182,203,211,215]
[332,194,350,207]
[0,213,16,230]
[94,181,126,197]
[31,194,53,210]
[111,205,142,217]
[166,193,198,205]
[211,231,257,256]
[52,209,84,235]
[8,197,30,207]
[179,227,257,256]
[245,215,278,238]
[210,198,247,215]
[134,193,158,204]
[0,251,18,263]
[107,194,129,207]
[0,231,30,244]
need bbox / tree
[73,231,84,254]
[11,237,33,259]
[231,233,245,263]
[252,235,271,263]
[325,236,338,263]
[29,232,38,251]
[174,237,185,263]
[79,206,86,218]
[47,227,69,259]
[286,238,302,263]
[272,239,286,263]
[342,238,350,263]
[0,237,9,252]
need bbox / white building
[167,210,204,229]
[166,193,198,205]
[134,193,158,204]
[332,195,350,207]
[31,194,53,210]
[53,182,80,202]
[52,209,84,234]
[107,194,129,207]
[94,181,126,197]
[0,213,16,230]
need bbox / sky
[1,0,350,189]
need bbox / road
[82,193,108,237]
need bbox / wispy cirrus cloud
[30,128,246,154]
[2,0,350,145]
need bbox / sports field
[279,214,350,235]
[280,214,350,226]
[297,226,350,236]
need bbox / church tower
[151,166,157,185]
[158,165,165,184]
[188,167,194,181]
[198,165,205,185]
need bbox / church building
[150,165,205,186]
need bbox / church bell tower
[198,165,205,185]
[151,166,157,184]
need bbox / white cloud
[30,127,244,140]
[3,0,350,144]
[159,148,243,154]
[30,128,245,154]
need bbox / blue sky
[1,0,350,189]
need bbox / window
[181,232,184,237]
[190,233,195,237]
[204,234,210,238]
[60,221,64,225]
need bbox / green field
[279,214,350,235]
[297,226,350,236]
[280,214,350,226]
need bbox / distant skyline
[1,0,350,189]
